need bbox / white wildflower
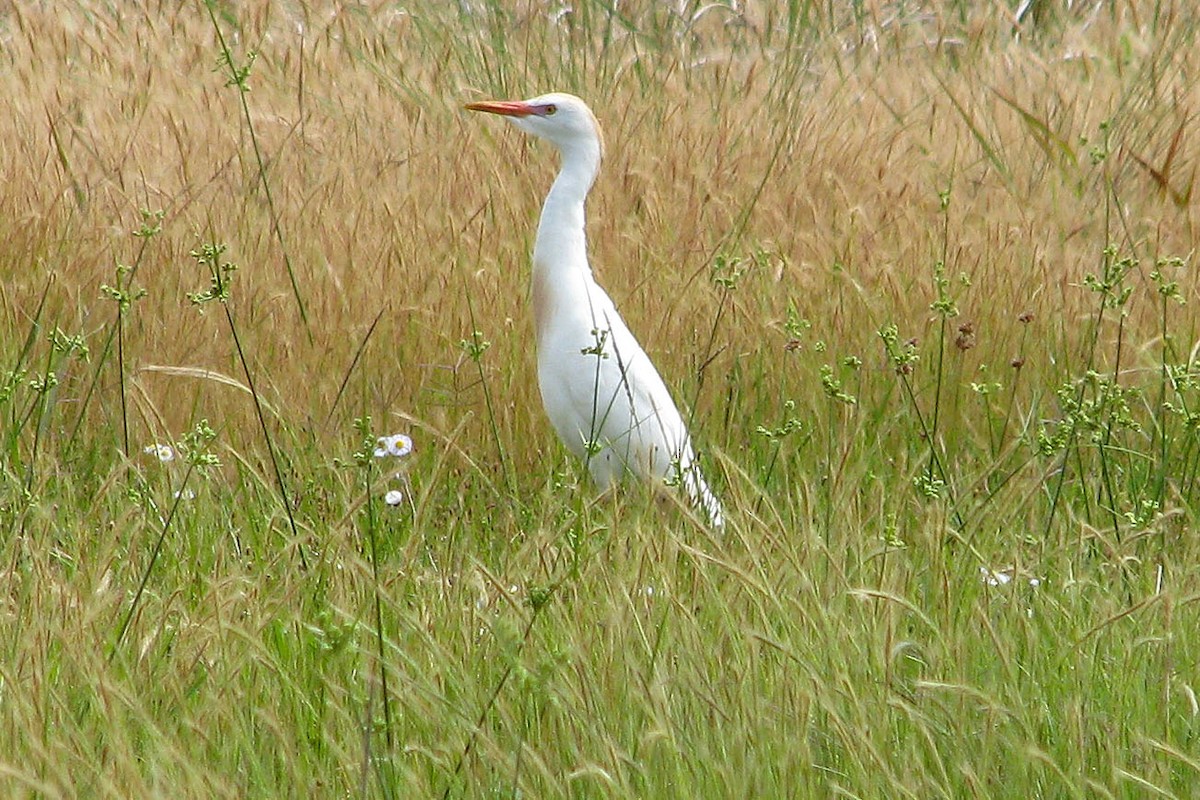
[144,444,175,462]
[384,489,404,506]
[980,566,1012,586]
[374,433,413,458]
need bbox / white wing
[536,277,723,526]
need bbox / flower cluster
[374,432,413,509]
[144,443,175,462]
[141,421,220,503]
[373,433,413,458]
[979,566,1042,589]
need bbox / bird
[465,92,724,528]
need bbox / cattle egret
[466,92,724,528]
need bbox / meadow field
[2,0,1199,796]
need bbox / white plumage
[466,92,723,528]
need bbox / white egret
[466,92,724,527]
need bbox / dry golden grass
[4,1,1196,449]
[3,1,1200,797]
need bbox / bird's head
[466,92,604,161]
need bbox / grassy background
[3,0,1200,796]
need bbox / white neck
[533,139,601,280]
[530,137,603,342]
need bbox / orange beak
[464,99,536,117]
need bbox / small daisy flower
[374,433,413,458]
[174,488,196,501]
[384,489,404,506]
[144,444,175,462]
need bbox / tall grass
[2,1,1199,796]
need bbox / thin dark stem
[109,461,197,662]
[363,469,394,751]
[997,324,1030,452]
[67,234,149,452]
[464,291,513,496]
[221,302,309,570]
[895,370,967,532]
[328,305,387,427]
[204,0,311,340]
[116,302,129,456]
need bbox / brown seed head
[955,321,976,351]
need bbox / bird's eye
[544,104,557,116]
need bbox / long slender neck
[530,137,602,343]
[533,140,601,278]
